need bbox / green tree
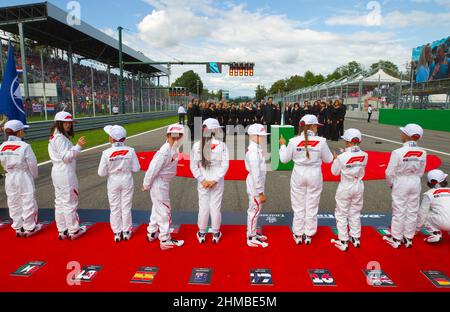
[286,75,305,91]
[255,85,268,101]
[370,60,400,78]
[172,70,203,95]
[269,79,287,94]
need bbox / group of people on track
[0,109,449,251]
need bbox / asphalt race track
[0,119,449,216]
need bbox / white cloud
[109,0,413,97]
[384,10,450,28]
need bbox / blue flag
[0,43,26,124]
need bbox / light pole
[197,79,200,99]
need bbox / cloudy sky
[3,0,450,97]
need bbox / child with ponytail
[279,115,333,245]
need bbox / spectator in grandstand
[416,44,433,83]
[112,105,119,115]
[430,44,449,81]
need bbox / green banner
[379,109,450,132]
[270,125,295,171]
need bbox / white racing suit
[245,141,267,238]
[0,136,39,231]
[385,141,427,241]
[190,138,229,234]
[143,142,178,242]
[331,147,368,241]
[280,131,333,237]
[98,142,140,234]
[48,130,83,235]
[417,187,450,232]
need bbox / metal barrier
[26,111,177,141]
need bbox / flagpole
[18,22,29,100]
[0,39,4,79]
[40,48,48,120]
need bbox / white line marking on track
[362,133,450,157]
[37,125,169,167]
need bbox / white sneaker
[123,231,132,241]
[350,237,361,248]
[15,228,25,238]
[147,231,159,243]
[256,232,268,241]
[425,231,442,244]
[331,239,348,251]
[114,233,122,243]
[197,231,206,244]
[160,239,184,250]
[58,230,69,240]
[212,232,222,244]
[403,237,413,248]
[293,234,303,245]
[69,226,87,240]
[383,235,401,249]
[24,224,43,238]
[304,235,312,245]
[247,237,269,248]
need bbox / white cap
[400,124,423,140]
[55,111,75,122]
[427,169,448,184]
[104,125,126,141]
[342,128,362,143]
[248,123,270,136]
[166,124,185,135]
[203,118,223,130]
[300,114,323,126]
[4,120,29,132]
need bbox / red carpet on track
[0,223,449,292]
[137,151,442,182]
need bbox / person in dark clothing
[222,103,230,127]
[187,102,195,140]
[312,101,321,118]
[331,100,340,141]
[325,100,333,140]
[201,102,209,121]
[208,103,217,120]
[317,101,327,137]
[237,103,246,127]
[193,100,201,119]
[291,102,301,134]
[263,98,275,127]
[246,103,256,127]
[274,103,281,125]
[338,101,346,137]
[284,102,291,125]
[255,103,264,124]
[228,104,237,127]
[303,101,311,116]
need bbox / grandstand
[280,68,408,111]
[0,2,186,120]
[272,67,450,112]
